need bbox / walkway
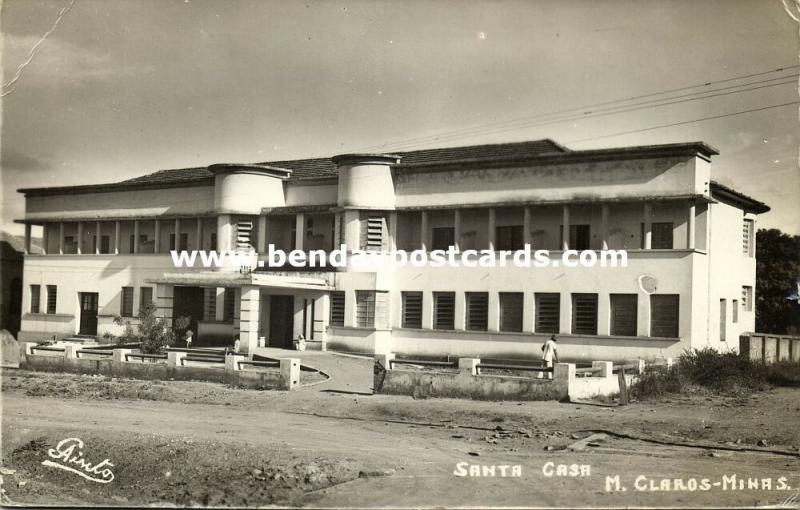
[251,347,374,394]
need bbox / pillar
[112,349,132,363]
[420,211,429,251]
[280,358,301,390]
[76,222,83,254]
[225,354,246,371]
[643,202,652,249]
[453,209,462,252]
[388,211,398,252]
[59,222,64,255]
[174,218,181,250]
[523,206,533,247]
[24,223,32,255]
[196,217,203,251]
[561,205,570,251]
[95,221,101,254]
[522,292,534,333]
[687,201,696,250]
[458,358,480,376]
[215,288,226,321]
[487,291,499,332]
[217,214,232,252]
[591,361,613,378]
[42,224,49,255]
[238,285,260,355]
[114,221,120,254]
[487,208,496,251]
[167,351,186,366]
[257,215,267,252]
[601,204,609,250]
[133,220,140,254]
[154,219,161,253]
[295,213,305,252]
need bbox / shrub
[105,303,190,354]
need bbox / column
[76,222,83,254]
[420,211,429,251]
[315,293,330,350]
[174,218,181,250]
[257,215,267,252]
[643,202,652,249]
[454,291,465,330]
[154,219,161,253]
[215,288,226,322]
[559,292,571,334]
[133,220,140,254]
[24,223,31,255]
[217,214,232,252]
[114,221,120,254]
[295,213,305,252]
[561,205,570,251]
[95,221,101,254]
[523,206,533,247]
[196,217,203,251]
[487,291,499,332]
[42,224,48,255]
[58,222,64,255]
[388,211,398,252]
[238,285,260,355]
[487,208,496,251]
[687,201,696,250]
[522,292,534,333]
[343,210,361,252]
[600,204,609,250]
[453,209,462,252]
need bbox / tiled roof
[710,180,770,214]
[18,139,719,195]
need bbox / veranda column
[133,220,140,254]
[24,223,32,255]
[174,218,181,250]
[295,213,305,252]
[114,221,120,254]
[600,204,610,250]
[59,222,65,255]
[487,208,496,251]
[95,221,101,254]
[687,200,696,250]
[42,224,49,254]
[420,211,429,251]
[523,206,532,247]
[76,222,83,254]
[257,215,267,253]
[195,217,203,251]
[453,209,462,252]
[643,202,652,249]
[238,285,260,355]
[561,205,570,251]
[388,211,398,252]
[154,219,161,253]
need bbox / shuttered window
[499,292,524,332]
[30,285,41,313]
[204,288,218,321]
[431,227,455,251]
[356,290,376,327]
[651,223,674,249]
[495,226,524,251]
[223,288,236,322]
[401,292,423,329]
[433,292,455,330]
[535,293,560,333]
[650,294,679,338]
[571,293,598,335]
[329,291,345,327]
[140,287,153,311]
[121,287,134,317]
[742,219,754,256]
[742,286,753,311]
[360,215,386,251]
[237,219,254,251]
[46,285,57,314]
[610,294,637,336]
[465,292,488,331]
[732,299,738,323]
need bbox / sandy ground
[1,366,799,508]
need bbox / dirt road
[2,377,799,507]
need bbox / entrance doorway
[173,286,204,344]
[269,295,295,348]
[79,292,98,335]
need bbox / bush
[630,348,800,400]
[104,303,190,354]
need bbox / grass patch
[631,348,800,400]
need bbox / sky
[1,0,798,235]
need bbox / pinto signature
[41,438,115,483]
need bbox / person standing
[541,334,559,380]
[184,329,194,349]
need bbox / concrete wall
[740,333,800,363]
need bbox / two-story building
[16,139,769,361]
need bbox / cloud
[0,147,52,171]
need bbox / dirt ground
[2,368,799,507]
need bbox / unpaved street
[2,370,799,507]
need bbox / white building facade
[16,139,768,362]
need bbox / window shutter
[237,219,254,251]
[499,292,524,332]
[356,291,376,327]
[650,294,679,338]
[535,293,560,333]
[571,293,598,335]
[46,285,58,314]
[121,287,134,317]
[329,291,345,327]
[402,292,423,329]
[433,292,455,330]
[360,215,385,250]
[610,294,637,336]
[466,292,488,331]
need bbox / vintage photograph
[1,0,799,508]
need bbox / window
[30,285,41,313]
[610,294,637,336]
[742,219,754,256]
[204,288,218,321]
[402,292,423,329]
[355,290,376,328]
[651,223,674,249]
[650,294,679,338]
[495,226,524,251]
[732,299,738,323]
[360,215,386,251]
[329,291,345,327]
[140,287,153,311]
[100,235,110,254]
[499,292,524,332]
[223,288,235,322]
[431,227,455,251]
[433,292,455,330]
[465,292,488,331]
[535,293,560,333]
[179,233,189,251]
[561,225,590,250]
[571,293,598,335]
[129,235,135,253]
[236,220,253,250]
[210,232,218,250]
[121,287,134,317]
[742,286,753,312]
[46,285,57,314]
[719,298,727,341]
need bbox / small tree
[106,303,190,354]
